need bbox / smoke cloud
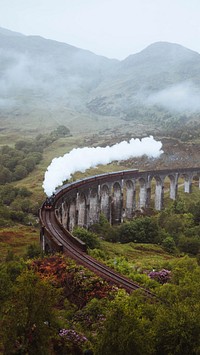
[43,136,163,196]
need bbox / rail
[39,167,200,294]
[38,169,171,295]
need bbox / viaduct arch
[39,167,200,292]
[54,168,200,233]
[40,167,200,253]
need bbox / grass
[99,240,176,271]
[3,160,200,265]
[0,225,39,261]
[177,183,200,205]
[13,135,86,199]
[1,128,200,267]
[0,133,134,262]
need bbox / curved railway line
[39,167,200,296]
[40,205,156,296]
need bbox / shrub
[118,217,159,244]
[18,187,32,198]
[73,227,100,249]
[54,328,89,354]
[148,269,171,284]
[178,236,200,255]
[89,213,118,242]
[162,236,176,253]
[0,167,12,184]
[26,244,42,259]
[10,210,26,223]
[13,165,28,180]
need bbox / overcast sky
[0,0,200,59]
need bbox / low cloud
[147,82,200,112]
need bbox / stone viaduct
[54,167,200,232]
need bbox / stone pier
[54,168,200,231]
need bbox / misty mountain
[88,42,200,117]
[1,27,200,133]
[0,27,117,106]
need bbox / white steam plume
[43,136,163,196]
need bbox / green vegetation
[0,185,39,227]
[1,252,200,354]
[0,126,71,185]
[88,197,200,260]
[1,158,200,354]
[1,30,200,353]
[73,227,100,250]
[94,257,200,355]
[0,120,200,353]
[1,270,58,355]
[0,125,72,259]
[0,226,39,261]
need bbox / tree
[89,213,118,242]
[53,125,71,137]
[18,187,32,198]
[4,156,19,171]
[189,201,200,225]
[118,217,159,244]
[154,300,200,355]
[20,198,34,213]
[0,166,12,184]
[29,152,42,164]
[153,258,200,354]
[73,227,100,249]
[178,236,200,255]
[15,140,27,150]
[0,268,13,313]
[95,257,200,355]
[14,165,28,180]
[26,244,42,259]
[158,213,193,242]
[10,210,26,223]
[0,185,18,205]
[2,271,58,355]
[95,290,155,355]
[1,145,13,155]
[162,236,176,253]
[21,157,36,173]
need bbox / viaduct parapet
[54,168,200,232]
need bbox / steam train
[44,194,55,209]
[44,169,140,209]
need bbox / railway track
[40,167,200,297]
[40,207,156,296]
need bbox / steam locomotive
[44,194,55,209]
